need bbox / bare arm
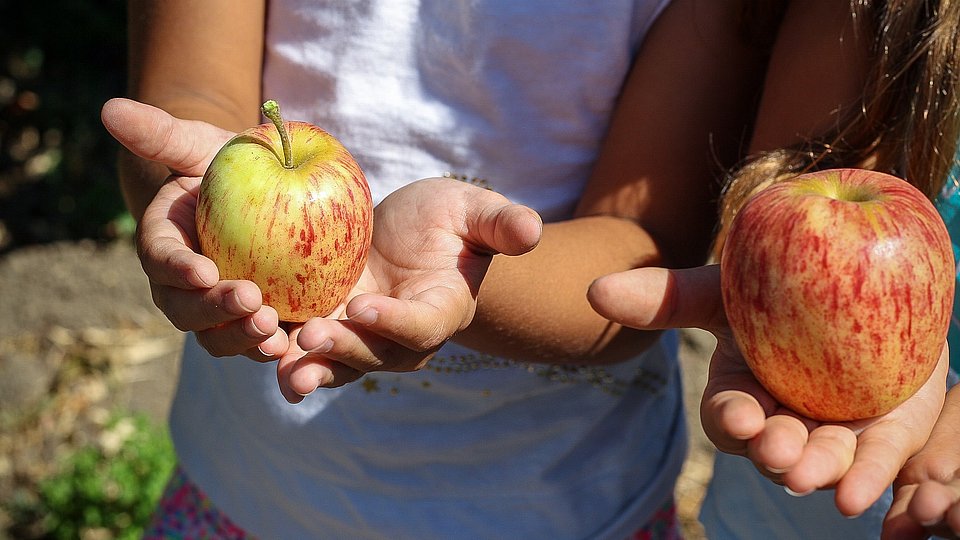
[746,0,871,154]
[698,0,948,518]
[453,0,768,364]
[589,0,945,519]
[120,0,266,219]
[103,1,288,364]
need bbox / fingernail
[919,518,941,527]
[844,513,863,520]
[192,267,218,288]
[246,317,271,338]
[231,290,257,314]
[784,486,814,497]
[766,465,789,474]
[349,307,378,325]
[257,345,276,358]
[311,338,334,354]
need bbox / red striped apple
[720,169,953,421]
[196,100,373,322]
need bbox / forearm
[121,0,265,219]
[453,215,666,365]
[451,0,764,365]
[715,0,873,233]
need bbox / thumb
[100,97,233,177]
[587,264,727,331]
[467,196,543,256]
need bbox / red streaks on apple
[195,101,374,322]
[720,169,953,421]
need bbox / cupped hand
[882,384,960,539]
[100,98,289,360]
[278,177,543,402]
[588,264,948,517]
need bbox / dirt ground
[0,239,716,538]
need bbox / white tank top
[170,1,685,538]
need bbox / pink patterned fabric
[143,466,253,539]
[145,465,680,540]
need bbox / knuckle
[417,323,451,352]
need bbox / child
[103,0,951,537]
[882,156,960,539]
[107,0,730,535]
[589,0,960,537]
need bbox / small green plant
[37,413,175,540]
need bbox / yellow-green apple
[196,100,373,322]
[720,168,953,421]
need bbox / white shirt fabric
[170,1,684,538]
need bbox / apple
[720,168,954,421]
[196,100,373,322]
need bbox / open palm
[102,98,292,361]
[588,264,948,518]
[103,97,543,402]
[279,178,542,401]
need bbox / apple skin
[720,169,954,421]
[196,120,373,323]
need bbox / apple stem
[261,100,293,169]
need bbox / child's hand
[101,98,290,361]
[277,177,543,402]
[883,383,960,540]
[588,264,948,518]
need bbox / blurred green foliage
[42,414,174,540]
[0,0,130,252]
[5,413,176,540]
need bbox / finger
[746,413,810,477]
[700,388,767,455]
[101,97,231,177]
[907,481,960,529]
[587,265,727,332]
[295,319,357,362]
[464,193,543,256]
[277,327,363,402]
[882,484,928,540]
[193,306,284,358]
[137,181,219,288]
[900,380,960,483]
[780,424,857,497]
[153,280,262,332]
[296,316,438,374]
[701,351,776,455]
[836,428,912,517]
[139,233,219,289]
[343,291,467,351]
[282,355,364,398]
[199,325,288,362]
[947,498,960,539]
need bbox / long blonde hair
[715,0,960,256]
